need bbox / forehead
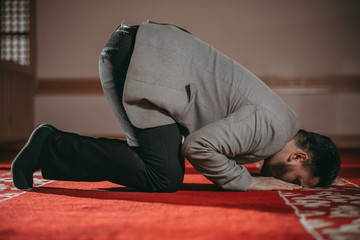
[288,167,320,188]
[302,174,320,188]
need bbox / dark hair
[294,129,341,187]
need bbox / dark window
[0,0,31,66]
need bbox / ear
[288,152,308,164]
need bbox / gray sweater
[123,21,298,191]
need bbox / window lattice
[0,0,31,66]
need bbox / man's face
[260,157,320,188]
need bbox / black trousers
[39,25,185,192]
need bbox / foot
[11,124,55,190]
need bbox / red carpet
[0,150,359,240]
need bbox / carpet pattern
[0,150,359,240]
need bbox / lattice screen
[0,0,31,66]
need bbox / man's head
[260,129,341,188]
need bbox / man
[11,21,341,192]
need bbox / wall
[35,0,360,145]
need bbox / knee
[160,175,184,193]
[154,168,184,193]
[162,158,185,192]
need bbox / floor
[0,149,359,240]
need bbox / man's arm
[182,109,301,191]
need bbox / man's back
[124,22,296,137]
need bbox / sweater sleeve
[181,107,266,191]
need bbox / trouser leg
[40,124,184,192]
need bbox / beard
[259,160,292,180]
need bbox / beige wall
[35,0,360,138]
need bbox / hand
[248,176,303,191]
